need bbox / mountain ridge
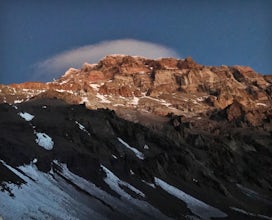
[0,55,272,219]
[1,55,271,127]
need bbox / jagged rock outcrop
[1,55,271,118]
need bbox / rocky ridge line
[0,55,271,127]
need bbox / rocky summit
[0,55,272,219]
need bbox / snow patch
[142,180,156,188]
[101,165,145,198]
[59,78,70,85]
[113,103,125,107]
[143,144,149,150]
[63,67,77,77]
[55,89,73,94]
[19,164,41,181]
[96,93,111,104]
[80,96,89,104]
[130,96,139,105]
[196,97,207,102]
[112,154,118,159]
[75,121,90,135]
[117,137,144,160]
[90,84,100,91]
[18,112,35,121]
[14,99,24,104]
[35,132,54,150]
[154,177,227,220]
[144,96,174,109]
[256,103,267,107]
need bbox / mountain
[0,55,272,219]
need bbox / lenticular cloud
[33,39,180,81]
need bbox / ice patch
[154,177,227,220]
[112,154,118,159]
[130,170,135,175]
[12,105,18,109]
[35,132,54,150]
[18,112,35,121]
[117,137,144,160]
[101,165,145,198]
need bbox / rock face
[0,55,272,219]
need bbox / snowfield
[0,160,170,220]
[0,160,108,220]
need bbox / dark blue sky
[1,0,271,84]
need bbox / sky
[0,0,271,84]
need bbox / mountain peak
[1,55,272,219]
[0,55,271,124]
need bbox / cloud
[33,39,180,81]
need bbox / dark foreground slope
[0,98,272,220]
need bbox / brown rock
[119,86,133,97]
[10,82,49,90]
[245,112,263,127]
[226,101,244,121]
[154,70,177,87]
[133,73,152,92]
[87,71,106,82]
[158,58,178,69]
[177,57,202,69]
